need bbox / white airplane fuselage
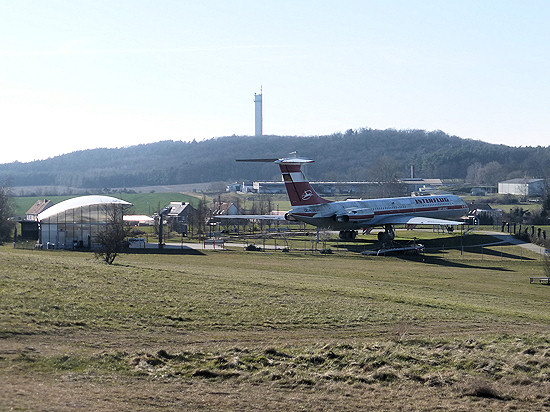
[287,194,468,231]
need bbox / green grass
[1,241,550,410]
[1,241,548,336]
[493,203,542,213]
[13,195,76,215]
[13,192,200,215]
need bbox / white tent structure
[38,195,131,249]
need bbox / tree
[465,162,482,184]
[95,204,127,264]
[369,156,401,183]
[541,184,550,223]
[466,161,505,185]
[191,195,209,238]
[478,161,505,185]
[0,185,14,244]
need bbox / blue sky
[1,0,549,164]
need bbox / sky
[1,0,549,164]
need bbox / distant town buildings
[226,178,443,197]
[226,181,255,193]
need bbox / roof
[213,202,239,215]
[499,178,544,184]
[468,202,493,212]
[399,178,443,186]
[26,199,54,215]
[123,215,154,223]
[38,195,132,221]
[167,201,194,216]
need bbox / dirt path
[480,230,547,255]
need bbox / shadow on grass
[334,233,535,262]
[421,233,501,249]
[401,254,515,271]
[124,248,205,256]
[429,245,536,261]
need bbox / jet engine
[334,214,350,222]
[284,212,297,221]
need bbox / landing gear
[377,225,395,243]
[339,230,357,240]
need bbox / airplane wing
[213,214,287,221]
[375,215,464,226]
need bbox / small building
[399,178,443,194]
[165,202,198,234]
[26,199,54,221]
[123,215,155,226]
[18,199,54,240]
[225,181,255,193]
[226,182,242,192]
[211,202,242,231]
[253,181,286,194]
[212,202,240,216]
[498,178,545,197]
[467,202,503,225]
[38,195,131,249]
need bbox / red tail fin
[276,159,330,206]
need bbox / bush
[127,228,146,237]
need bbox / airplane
[220,156,469,242]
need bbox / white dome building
[38,195,131,249]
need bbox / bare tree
[95,204,127,264]
[0,185,14,244]
[369,156,400,183]
[191,195,209,239]
[466,162,482,184]
[541,184,550,223]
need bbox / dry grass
[1,242,550,410]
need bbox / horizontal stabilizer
[213,214,286,221]
[376,216,464,226]
[236,158,279,162]
[236,157,314,164]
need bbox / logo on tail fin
[301,190,313,201]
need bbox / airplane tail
[275,158,331,206]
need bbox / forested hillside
[1,129,549,188]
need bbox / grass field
[1,235,550,411]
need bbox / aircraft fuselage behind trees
[238,157,469,241]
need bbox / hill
[1,129,549,188]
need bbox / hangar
[498,178,545,197]
[38,195,131,249]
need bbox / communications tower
[254,88,262,136]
